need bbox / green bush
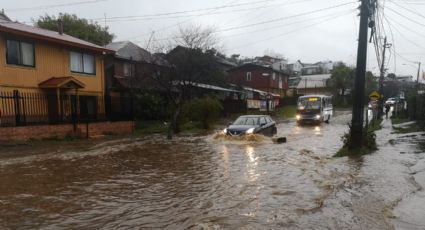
[183,96,223,129]
[133,91,168,120]
[335,122,378,157]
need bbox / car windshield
[298,97,321,110]
[233,117,259,125]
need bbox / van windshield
[298,97,321,110]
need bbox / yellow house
[0,14,114,126]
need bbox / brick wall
[0,121,134,141]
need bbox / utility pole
[416,62,421,92]
[350,0,372,148]
[378,37,391,117]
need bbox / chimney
[58,19,63,35]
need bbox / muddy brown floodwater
[0,110,424,229]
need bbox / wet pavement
[0,110,424,229]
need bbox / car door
[266,116,277,135]
[259,116,268,135]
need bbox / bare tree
[147,25,224,139]
[174,25,218,51]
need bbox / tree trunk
[167,102,182,140]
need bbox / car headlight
[315,114,321,119]
[246,128,255,134]
[296,115,301,120]
[222,128,227,134]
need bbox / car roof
[238,115,266,118]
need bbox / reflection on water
[245,145,258,183]
[0,111,414,229]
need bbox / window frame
[5,39,36,68]
[123,62,132,77]
[70,51,96,75]
[246,72,252,81]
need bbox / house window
[6,39,35,67]
[70,51,95,74]
[123,63,132,77]
[272,73,276,80]
[246,72,252,81]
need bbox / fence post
[86,119,89,139]
[13,90,21,126]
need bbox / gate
[0,90,26,126]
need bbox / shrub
[133,91,168,120]
[335,122,378,157]
[183,96,223,129]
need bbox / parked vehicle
[385,97,396,105]
[296,95,333,124]
[223,115,277,137]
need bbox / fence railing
[0,90,106,127]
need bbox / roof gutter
[0,26,114,54]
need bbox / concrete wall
[0,121,134,141]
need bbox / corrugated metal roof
[0,19,113,54]
[106,41,153,63]
[296,74,331,89]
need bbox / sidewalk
[377,114,425,229]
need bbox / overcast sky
[3,0,425,79]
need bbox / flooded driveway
[0,110,423,229]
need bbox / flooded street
[0,110,424,229]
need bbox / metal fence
[0,90,105,127]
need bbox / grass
[334,119,381,157]
[134,120,207,135]
[135,121,169,135]
[334,146,370,157]
[368,118,383,132]
[392,124,423,134]
[391,117,410,125]
[276,105,297,119]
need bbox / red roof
[38,77,85,89]
[0,19,114,54]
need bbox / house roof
[106,41,153,63]
[296,74,331,89]
[0,11,11,21]
[174,81,241,93]
[216,57,237,67]
[0,18,113,54]
[38,77,85,89]
[228,63,288,75]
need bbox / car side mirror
[260,122,266,126]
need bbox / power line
[384,15,425,50]
[92,0,290,21]
[387,0,425,27]
[227,10,352,51]
[385,5,425,28]
[217,1,356,32]
[122,0,322,40]
[135,7,354,43]
[6,0,108,12]
[95,0,315,23]
[125,0,241,40]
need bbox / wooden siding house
[0,15,113,126]
[228,63,289,97]
[104,41,160,120]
